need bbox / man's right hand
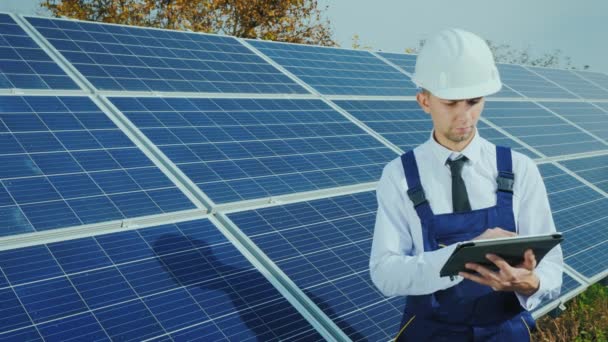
[473,227,516,240]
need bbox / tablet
[439,233,563,277]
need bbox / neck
[433,128,476,152]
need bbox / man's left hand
[458,249,540,296]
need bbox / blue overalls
[395,146,535,341]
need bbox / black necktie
[447,156,471,212]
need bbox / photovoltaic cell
[0,96,195,236]
[574,70,608,93]
[376,51,416,74]
[110,97,397,204]
[332,99,539,158]
[0,219,323,341]
[528,66,608,100]
[0,13,79,90]
[539,163,608,279]
[25,16,308,94]
[227,191,405,341]
[497,64,577,99]
[248,40,418,96]
[560,155,608,194]
[483,101,607,156]
[540,101,608,142]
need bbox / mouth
[454,126,472,134]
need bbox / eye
[467,98,482,105]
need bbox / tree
[40,0,336,46]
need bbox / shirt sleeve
[514,157,564,311]
[370,161,462,297]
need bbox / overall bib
[395,146,535,341]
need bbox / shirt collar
[427,128,482,165]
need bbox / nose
[454,101,474,121]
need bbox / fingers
[521,249,537,270]
[486,253,513,274]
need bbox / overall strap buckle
[497,171,514,193]
[407,187,428,208]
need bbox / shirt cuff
[515,268,548,311]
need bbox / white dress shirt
[370,130,563,311]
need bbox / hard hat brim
[414,78,502,100]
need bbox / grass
[533,284,608,342]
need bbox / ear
[416,92,431,114]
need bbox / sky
[2,0,607,73]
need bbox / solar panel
[560,155,608,194]
[227,191,405,341]
[482,101,607,156]
[497,64,577,99]
[540,101,608,142]
[528,66,608,100]
[109,96,397,204]
[25,16,308,94]
[539,163,608,279]
[0,95,195,236]
[376,51,416,74]
[247,40,418,96]
[574,70,608,92]
[332,99,540,158]
[0,13,79,90]
[533,272,583,314]
[0,218,324,341]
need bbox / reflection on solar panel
[332,99,539,158]
[528,66,608,100]
[0,96,195,236]
[110,97,397,203]
[0,218,323,341]
[376,51,416,74]
[0,14,79,90]
[227,191,405,341]
[26,16,308,94]
[248,40,418,96]
[539,163,608,279]
[497,64,576,99]
[483,101,606,156]
[540,102,608,142]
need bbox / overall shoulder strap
[401,150,436,250]
[495,146,516,230]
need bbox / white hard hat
[412,28,502,100]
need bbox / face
[416,91,484,150]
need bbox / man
[370,28,563,341]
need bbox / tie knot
[447,156,468,174]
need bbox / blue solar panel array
[227,191,405,341]
[25,16,308,94]
[0,218,323,341]
[1,12,607,341]
[332,99,540,158]
[483,101,607,156]
[0,96,195,236]
[109,96,396,204]
[497,64,576,99]
[377,51,416,74]
[540,101,608,142]
[248,40,418,96]
[528,66,608,100]
[575,70,608,91]
[539,163,608,279]
[0,14,79,90]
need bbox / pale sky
[2,0,607,73]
